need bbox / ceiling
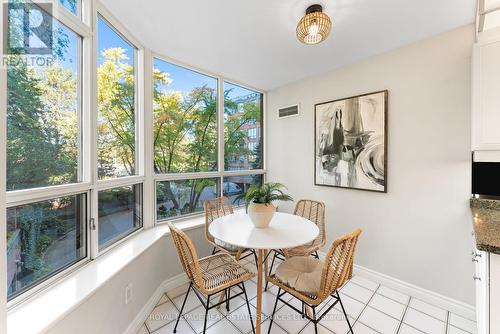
[101,0,476,91]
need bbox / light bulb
[308,23,319,36]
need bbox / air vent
[278,104,299,119]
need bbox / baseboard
[315,251,475,320]
[353,264,476,320]
[124,273,189,334]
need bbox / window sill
[6,215,207,334]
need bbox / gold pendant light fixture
[296,4,332,45]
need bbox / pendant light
[296,4,332,45]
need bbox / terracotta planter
[248,202,276,228]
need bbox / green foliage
[7,59,78,190]
[236,182,293,209]
[97,48,136,178]
[223,89,262,169]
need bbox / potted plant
[236,182,293,228]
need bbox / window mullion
[90,1,99,259]
[218,77,225,179]
[142,48,154,229]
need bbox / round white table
[209,212,319,334]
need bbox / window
[248,128,257,139]
[223,174,263,206]
[7,16,81,191]
[98,184,143,250]
[97,15,137,180]
[224,83,263,171]
[7,194,87,300]
[153,58,218,174]
[156,178,219,221]
[5,1,89,301]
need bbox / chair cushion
[214,238,240,252]
[275,256,323,296]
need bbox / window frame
[151,53,266,224]
[5,0,93,307]
[91,4,146,258]
[96,182,144,253]
[6,191,90,302]
[223,81,265,172]
[95,13,140,182]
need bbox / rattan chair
[204,196,258,265]
[168,222,256,334]
[267,228,362,334]
[265,199,326,290]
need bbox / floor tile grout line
[405,305,448,325]
[408,296,449,321]
[349,280,379,293]
[339,286,408,324]
[372,290,410,307]
[403,322,432,334]
[395,296,412,334]
[400,296,448,334]
[165,289,199,334]
[355,320,383,334]
[351,283,382,334]
[349,280,411,308]
[350,277,462,325]
[448,324,475,334]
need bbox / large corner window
[97,15,137,180]
[224,83,263,171]
[156,178,219,221]
[7,194,87,300]
[98,184,143,250]
[153,58,218,174]
[3,0,265,302]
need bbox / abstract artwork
[315,90,388,192]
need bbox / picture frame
[314,90,388,193]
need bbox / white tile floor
[137,257,477,334]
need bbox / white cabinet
[474,249,489,334]
[475,249,500,334]
[472,34,500,152]
[490,253,500,333]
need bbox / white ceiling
[101,0,476,91]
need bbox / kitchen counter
[471,198,500,254]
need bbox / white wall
[46,227,211,334]
[266,25,475,304]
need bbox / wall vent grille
[278,104,299,118]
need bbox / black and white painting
[315,90,387,192]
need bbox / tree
[223,90,262,169]
[97,48,136,178]
[153,66,218,214]
[7,61,77,190]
